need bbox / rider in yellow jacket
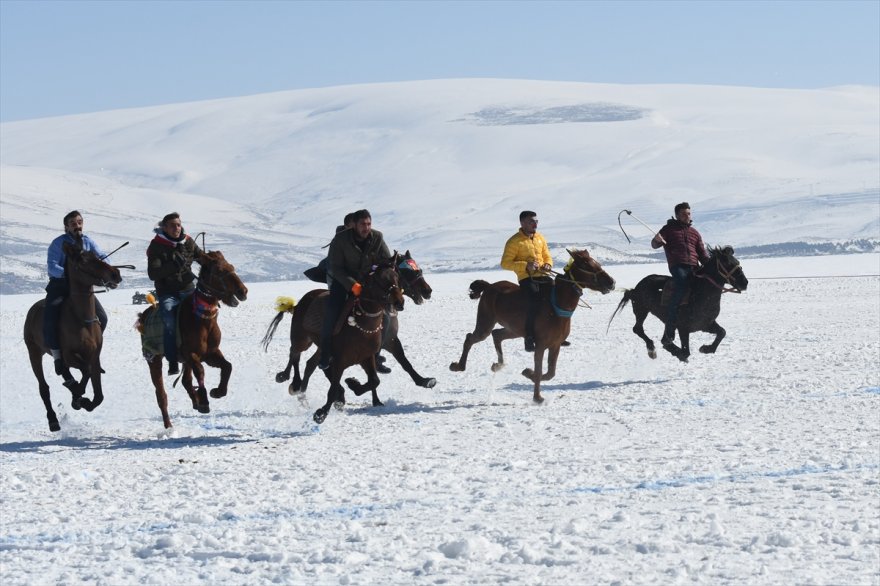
[501,211,553,351]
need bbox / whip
[617,209,661,244]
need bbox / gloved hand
[172,252,186,268]
[351,282,362,297]
[540,263,552,272]
[526,260,538,273]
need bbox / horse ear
[723,245,735,255]
[62,241,82,259]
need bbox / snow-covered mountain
[2,79,878,293]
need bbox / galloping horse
[450,249,616,403]
[262,259,404,424]
[608,246,748,362]
[137,250,248,428]
[263,250,435,394]
[23,242,122,431]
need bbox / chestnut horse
[263,250,435,394]
[137,250,248,428]
[450,249,615,403]
[608,245,748,362]
[23,242,122,431]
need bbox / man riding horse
[146,212,204,376]
[501,210,554,352]
[651,202,710,349]
[318,208,392,372]
[44,210,109,387]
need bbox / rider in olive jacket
[319,209,391,371]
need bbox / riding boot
[167,361,180,376]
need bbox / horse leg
[314,371,346,424]
[699,322,726,354]
[78,371,103,412]
[204,349,232,399]
[387,337,435,388]
[490,327,519,372]
[449,311,496,372]
[672,330,691,363]
[299,350,320,394]
[522,347,547,403]
[275,345,294,383]
[28,346,59,432]
[65,371,88,411]
[631,306,657,359]
[180,362,200,411]
[187,358,210,414]
[541,345,561,381]
[345,358,384,406]
[148,355,172,428]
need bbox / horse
[263,250,436,394]
[608,245,748,362]
[449,249,616,403]
[261,259,405,424]
[23,242,123,431]
[136,250,248,428]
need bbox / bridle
[698,254,744,294]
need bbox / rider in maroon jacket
[651,202,710,347]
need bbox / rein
[697,255,743,294]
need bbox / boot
[167,361,180,376]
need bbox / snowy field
[1,254,878,585]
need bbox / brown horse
[137,250,248,428]
[23,242,123,431]
[608,246,748,362]
[263,260,405,424]
[450,249,615,403]
[263,250,436,394]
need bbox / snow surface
[1,254,878,585]
[2,80,878,293]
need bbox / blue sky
[1,0,878,122]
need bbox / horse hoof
[521,368,535,380]
[288,383,303,396]
[275,372,290,383]
[420,378,437,389]
[48,420,60,432]
[313,409,327,424]
[372,399,384,407]
[449,362,463,372]
[81,398,97,412]
[209,388,227,399]
[71,397,82,410]
[344,377,360,391]
[699,345,714,354]
[648,349,657,359]
[491,363,505,373]
[333,401,345,411]
[197,404,211,414]
[533,395,545,404]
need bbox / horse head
[565,248,615,294]
[366,256,405,312]
[397,250,432,305]
[196,250,249,307]
[708,246,749,292]
[62,242,122,290]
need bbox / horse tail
[468,280,491,300]
[260,311,288,352]
[606,288,633,333]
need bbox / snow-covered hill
[2,79,878,293]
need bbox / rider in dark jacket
[147,212,203,375]
[318,209,391,371]
[651,202,710,346]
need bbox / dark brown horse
[137,250,248,428]
[262,260,405,424]
[608,246,748,362]
[263,250,436,394]
[450,249,615,403]
[23,242,123,431]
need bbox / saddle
[303,292,358,336]
[660,277,694,308]
[136,305,182,358]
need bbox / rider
[318,209,391,371]
[147,212,203,376]
[651,201,710,347]
[45,210,109,383]
[501,210,553,352]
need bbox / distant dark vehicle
[132,290,156,305]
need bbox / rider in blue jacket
[45,210,108,382]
